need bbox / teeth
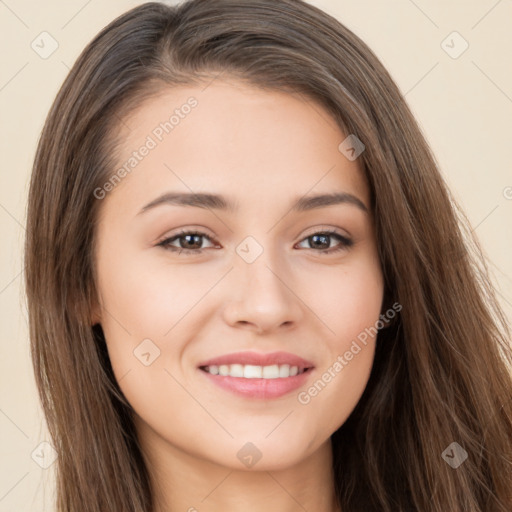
[230,364,244,377]
[244,364,262,378]
[203,364,305,379]
[262,365,279,378]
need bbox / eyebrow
[138,191,369,215]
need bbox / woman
[24,0,512,511]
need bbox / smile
[200,363,308,379]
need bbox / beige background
[1,0,511,510]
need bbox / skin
[92,78,384,512]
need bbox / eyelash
[156,228,353,256]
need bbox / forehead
[101,78,370,217]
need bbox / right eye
[156,230,218,255]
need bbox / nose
[222,249,304,334]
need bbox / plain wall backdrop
[1,0,511,510]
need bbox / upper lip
[198,351,315,370]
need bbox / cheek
[94,247,200,424]
[291,252,383,428]
[306,252,384,343]
[97,249,210,338]
[95,244,225,381]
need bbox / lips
[197,350,314,371]
[197,351,315,399]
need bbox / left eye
[157,230,353,255]
[296,231,353,253]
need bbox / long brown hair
[24,1,512,510]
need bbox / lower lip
[198,368,314,399]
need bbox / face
[93,78,384,471]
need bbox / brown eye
[296,231,353,254]
[157,230,216,254]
